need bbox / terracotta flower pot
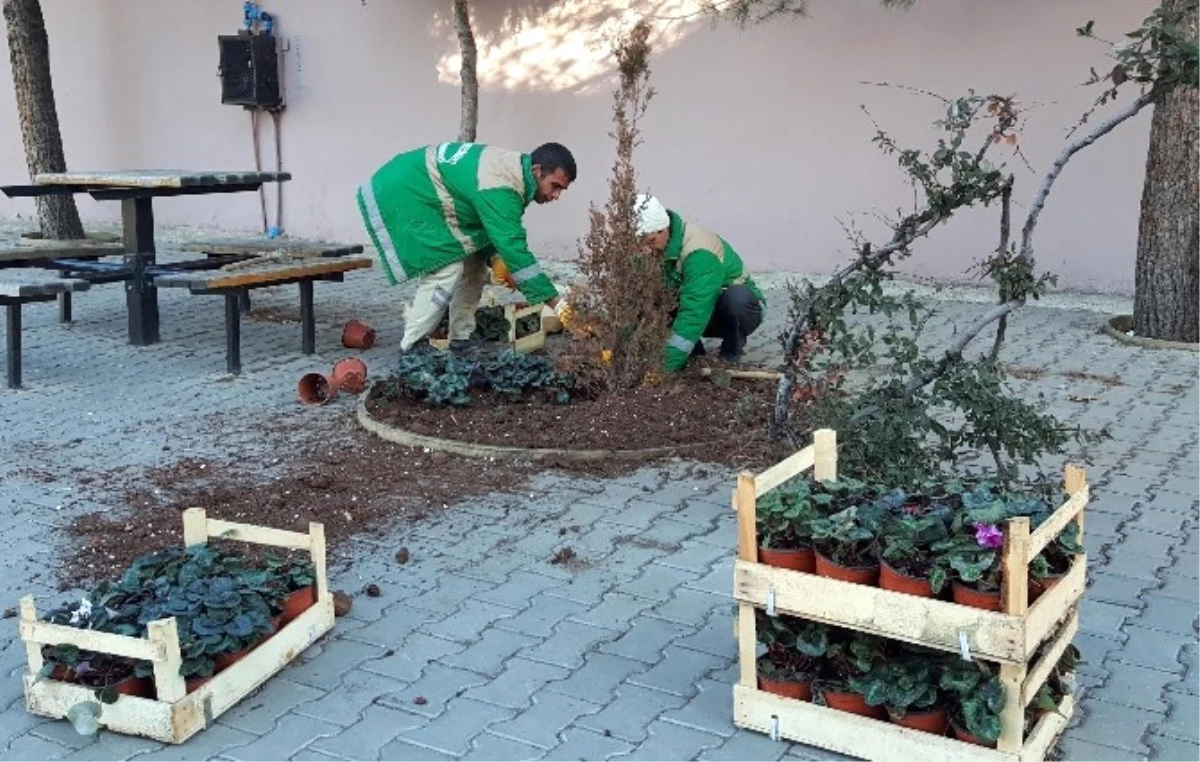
[331,357,368,394]
[111,674,156,699]
[1029,573,1065,603]
[758,546,816,573]
[951,721,995,747]
[213,647,252,672]
[281,585,316,623]
[342,319,376,349]
[297,372,339,405]
[758,675,813,701]
[48,664,75,682]
[952,582,1002,611]
[822,689,886,719]
[879,562,935,598]
[890,705,949,735]
[186,676,211,693]
[815,552,879,586]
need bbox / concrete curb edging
[1101,314,1199,352]
[355,394,717,462]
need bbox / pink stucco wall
[0,0,1156,294]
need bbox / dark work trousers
[689,284,764,361]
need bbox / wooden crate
[732,428,1087,760]
[429,301,547,354]
[18,508,335,744]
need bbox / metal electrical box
[218,33,282,109]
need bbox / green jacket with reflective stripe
[355,142,559,304]
[662,211,764,372]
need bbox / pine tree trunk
[1132,0,1199,343]
[453,0,478,143]
[2,0,84,240]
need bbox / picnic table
[1,170,290,346]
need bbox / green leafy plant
[756,611,829,682]
[809,502,887,568]
[849,652,943,719]
[390,349,575,407]
[817,629,887,692]
[755,480,831,550]
[940,660,1006,745]
[878,497,954,591]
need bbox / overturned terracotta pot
[342,319,376,349]
[331,357,368,394]
[297,372,339,405]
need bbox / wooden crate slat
[1021,611,1079,708]
[23,679,176,743]
[1027,488,1088,559]
[734,559,1027,663]
[752,444,816,497]
[1022,557,1087,655]
[1019,694,1075,762]
[202,518,312,550]
[19,617,165,662]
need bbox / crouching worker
[356,141,576,351]
[633,193,765,372]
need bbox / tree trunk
[453,0,478,143]
[1132,0,1199,343]
[2,0,84,240]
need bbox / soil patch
[364,368,775,457]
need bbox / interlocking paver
[375,738,456,761]
[2,221,1196,762]
[1058,735,1149,761]
[599,617,695,665]
[1151,693,1200,743]
[613,719,724,761]
[396,697,515,756]
[576,684,689,744]
[223,714,342,762]
[488,690,601,749]
[441,627,540,677]
[1,734,72,761]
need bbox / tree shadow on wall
[427,0,709,94]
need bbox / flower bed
[731,429,1087,760]
[18,508,334,744]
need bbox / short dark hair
[530,142,577,182]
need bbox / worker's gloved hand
[554,300,572,326]
[489,257,518,290]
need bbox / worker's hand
[554,299,573,326]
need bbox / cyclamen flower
[974,522,1005,550]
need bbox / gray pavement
[0,220,1196,761]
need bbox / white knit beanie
[634,193,670,237]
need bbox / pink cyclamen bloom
[973,522,1005,549]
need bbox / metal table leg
[225,291,242,375]
[299,280,315,355]
[121,196,161,345]
[58,292,72,323]
[5,301,21,389]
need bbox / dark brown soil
[60,374,784,590]
[364,369,776,454]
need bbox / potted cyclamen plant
[849,651,948,734]
[1029,523,1082,602]
[755,481,830,572]
[940,660,1006,747]
[755,611,829,701]
[809,500,887,585]
[264,554,317,624]
[878,492,954,598]
[933,520,1006,610]
[814,629,887,719]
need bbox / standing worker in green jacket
[633,193,766,373]
[356,141,576,351]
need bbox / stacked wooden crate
[731,429,1088,761]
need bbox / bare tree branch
[989,179,1014,362]
[453,0,478,143]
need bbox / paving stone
[1084,510,1128,539]
[654,540,732,575]
[1145,733,1199,762]
[218,678,327,735]
[307,704,427,759]
[628,647,731,698]
[647,588,731,629]
[1090,660,1175,713]
[1080,598,1141,637]
[60,733,164,761]
[288,749,346,762]
[1114,626,1191,674]
[376,661,491,719]
[1057,735,1149,761]
[224,713,342,761]
[1144,493,1200,517]
[1173,550,1200,578]
[1157,571,1200,603]
[620,564,702,604]
[539,564,635,606]
[1095,476,1151,499]
[1151,692,1200,743]
[698,731,790,761]
[564,592,656,631]
[544,652,649,705]
[545,726,634,762]
[1129,510,1193,538]
[0,708,52,755]
[338,605,441,648]
[683,558,734,596]
[361,633,465,682]
[1098,549,1172,582]
[576,684,689,744]
[454,550,533,584]
[673,612,735,659]
[598,497,677,530]
[284,638,390,688]
[1086,571,1156,608]
[397,697,515,756]
[662,679,737,738]
[406,573,495,614]
[475,571,565,611]
[441,626,539,677]
[616,719,724,761]
[1117,528,1184,559]
[1073,630,1125,676]
[494,592,590,638]
[667,499,723,530]
[521,620,619,669]
[1,734,72,761]
[466,657,571,710]
[1087,491,1142,517]
[124,723,259,760]
[1074,698,1163,754]
[1136,593,1200,635]
[462,731,546,761]
[375,738,457,761]
[599,617,695,664]
[293,668,409,727]
[424,599,520,644]
[489,691,601,749]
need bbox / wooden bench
[153,255,373,375]
[0,241,124,323]
[1,272,92,389]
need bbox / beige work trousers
[400,251,490,350]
